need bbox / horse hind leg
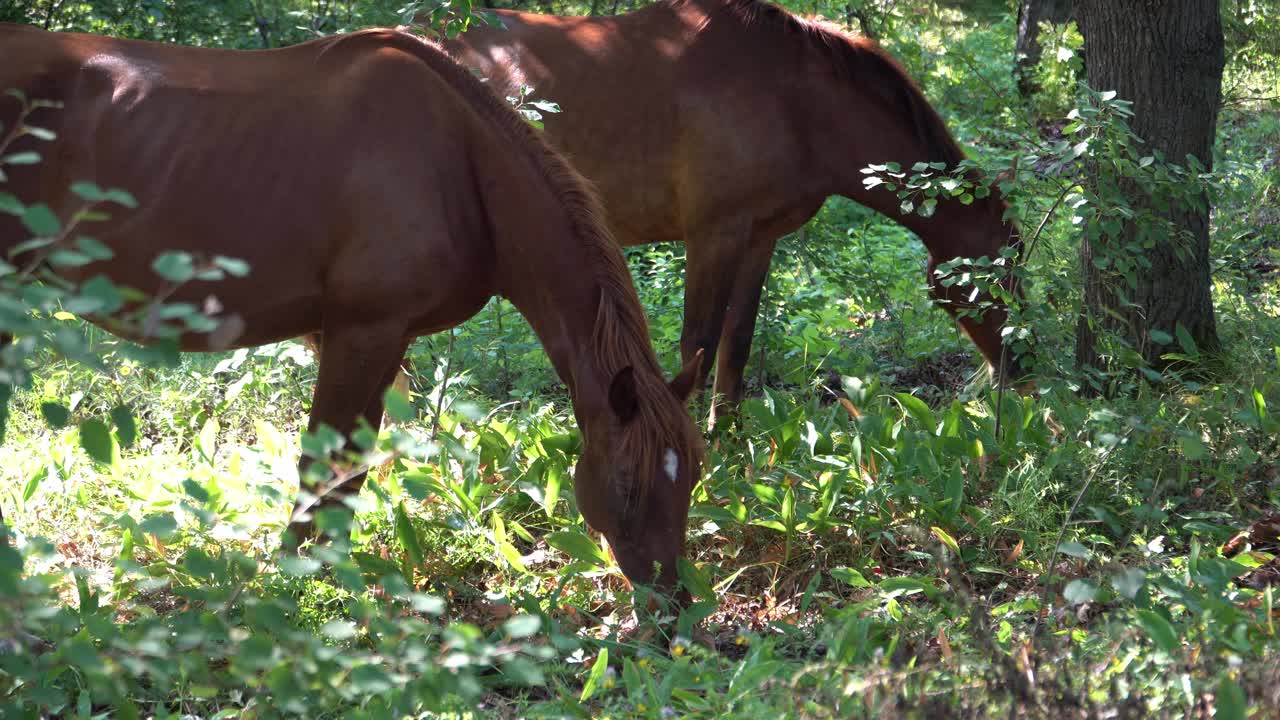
[712,235,778,426]
[286,320,408,547]
[679,220,752,411]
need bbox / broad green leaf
[278,554,322,577]
[546,530,609,567]
[214,255,250,277]
[895,392,936,431]
[21,467,48,503]
[152,251,196,283]
[383,385,415,422]
[1135,609,1180,654]
[1179,434,1208,461]
[831,566,871,587]
[1215,675,1246,720]
[20,203,60,236]
[931,526,960,555]
[1175,323,1198,356]
[70,181,105,201]
[944,462,964,518]
[1110,567,1145,600]
[1063,579,1097,605]
[197,416,219,461]
[579,649,609,702]
[394,502,424,568]
[676,557,716,602]
[1,151,41,166]
[40,400,70,429]
[78,419,114,465]
[1058,541,1092,560]
[503,613,541,639]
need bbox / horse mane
[331,28,701,493]
[694,0,967,169]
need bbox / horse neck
[490,195,626,421]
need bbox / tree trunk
[1074,0,1224,376]
[1014,0,1075,97]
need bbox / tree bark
[1014,0,1075,97]
[1074,0,1224,375]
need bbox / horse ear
[608,366,640,423]
[668,348,704,404]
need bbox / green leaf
[70,181,105,201]
[676,557,717,602]
[1110,567,1145,600]
[110,405,137,448]
[1215,675,1246,720]
[104,189,137,209]
[1058,541,1092,560]
[213,255,250,277]
[1179,434,1208,461]
[1,151,41,165]
[20,203,60,236]
[21,467,48,503]
[579,649,609,702]
[79,419,115,465]
[1135,609,1179,654]
[1175,323,1198,356]
[152,251,196,283]
[383,385,415,422]
[1148,329,1173,346]
[543,461,563,518]
[1063,579,1097,605]
[0,191,24,215]
[831,566,872,588]
[895,392,936,430]
[502,613,541,639]
[74,236,114,261]
[931,526,960,555]
[394,502,424,568]
[197,417,219,461]
[278,554,322,577]
[546,530,609,567]
[944,463,965,519]
[40,401,70,429]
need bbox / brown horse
[0,24,703,588]
[446,0,1025,421]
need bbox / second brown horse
[447,0,1025,421]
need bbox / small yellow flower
[637,703,647,713]
[638,657,650,669]
[671,644,685,657]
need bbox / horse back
[0,26,499,348]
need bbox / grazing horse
[0,24,704,588]
[446,0,1025,421]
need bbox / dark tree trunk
[1074,0,1225,375]
[1014,0,1075,97]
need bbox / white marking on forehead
[663,448,679,485]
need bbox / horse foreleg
[712,235,778,421]
[680,221,751,411]
[286,320,408,546]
